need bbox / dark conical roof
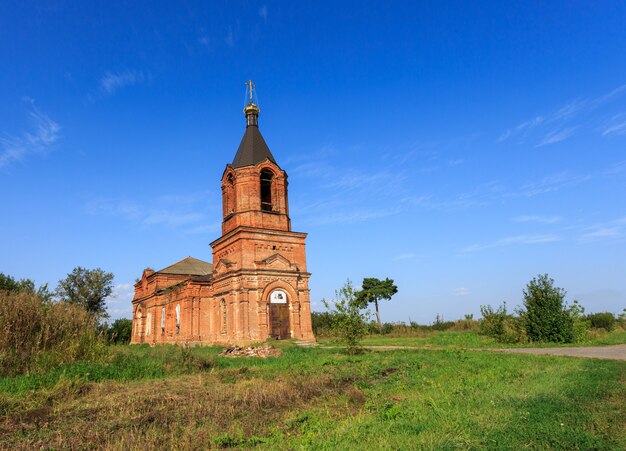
[231,125,276,168]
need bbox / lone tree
[323,280,370,354]
[356,277,398,330]
[522,273,573,343]
[56,267,114,319]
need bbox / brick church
[131,82,315,345]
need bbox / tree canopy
[522,273,573,343]
[56,267,114,318]
[355,277,398,329]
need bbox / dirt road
[354,344,626,361]
[491,344,626,361]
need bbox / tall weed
[0,290,107,376]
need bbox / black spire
[231,81,276,168]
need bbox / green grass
[319,329,626,349]
[1,343,624,449]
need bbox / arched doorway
[268,289,290,339]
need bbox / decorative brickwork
[131,87,315,345]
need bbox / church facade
[130,84,315,345]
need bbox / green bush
[479,303,521,343]
[311,311,337,337]
[322,280,370,354]
[566,300,589,343]
[106,318,133,344]
[587,312,616,332]
[522,274,573,343]
[431,314,456,331]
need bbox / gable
[256,253,297,270]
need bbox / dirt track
[491,344,626,361]
[358,344,626,361]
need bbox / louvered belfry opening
[260,169,274,211]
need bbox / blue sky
[1,1,625,323]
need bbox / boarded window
[227,173,235,213]
[146,312,152,336]
[260,169,273,211]
[135,310,142,337]
[220,299,227,334]
[161,307,165,334]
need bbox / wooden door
[269,303,290,339]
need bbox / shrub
[567,300,589,343]
[618,309,626,329]
[106,318,133,344]
[431,314,455,331]
[521,274,573,343]
[0,290,107,376]
[322,280,370,354]
[311,311,337,337]
[587,312,616,332]
[479,303,521,343]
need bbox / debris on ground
[219,343,282,358]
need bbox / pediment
[256,253,297,270]
[213,258,235,275]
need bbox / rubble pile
[219,343,283,358]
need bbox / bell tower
[209,81,314,342]
[220,81,291,235]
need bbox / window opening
[146,312,152,336]
[220,299,227,334]
[161,307,165,334]
[175,304,181,335]
[226,173,235,213]
[260,169,274,211]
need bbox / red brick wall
[131,159,315,345]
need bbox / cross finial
[246,80,255,104]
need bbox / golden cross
[246,80,255,103]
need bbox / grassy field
[318,329,626,348]
[1,341,624,449]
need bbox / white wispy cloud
[289,147,410,226]
[100,70,145,95]
[498,116,544,143]
[606,160,626,175]
[387,134,480,167]
[86,191,216,233]
[393,253,416,261]
[512,215,562,224]
[601,118,626,136]
[454,287,470,296]
[303,207,400,227]
[579,216,626,242]
[259,5,268,22]
[499,83,626,146]
[0,102,60,168]
[514,171,591,197]
[106,283,135,319]
[536,127,577,147]
[460,234,561,253]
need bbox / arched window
[260,169,274,211]
[161,307,165,334]
[146,312,152,336]
[220,299,227,334]
[175,304,181,335]
[226,173,235,214]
